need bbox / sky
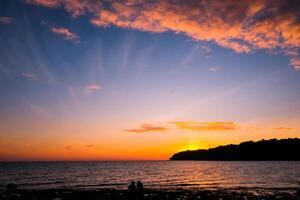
[0,0,300,161]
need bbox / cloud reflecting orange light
[290,58,300,71]
[84,145,96,148]
[51,27,80,42]
[171,121,237,131]
[274,127,293,131]
[125,123,168,133]
[26,0,60,8]
[26,0,300,69]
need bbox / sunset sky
[0,0,300,161]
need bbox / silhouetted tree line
[170,138,300,160]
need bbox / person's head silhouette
[137,181,144,191]
[128,181,136,191]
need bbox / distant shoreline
[170,138,300,161]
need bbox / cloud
[40,20,47,25]
[290,57,300,70]
[64,145,72,150]
[274,127,293,131]
[25,0,61,8]
[85,84,101,92]
[125,123,168,133]
[51,27,80,42]
[26,1,300,52]
[21,72,38,80]
[84,144,95,148]
[171,121,237,131]
[0,17,12,24]
[201,45,212,58]
[29,103,50,118]
[209,67,220,72]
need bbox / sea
[0,161,300,191]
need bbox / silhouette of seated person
[128,181,136,192]
[137,181,144,192]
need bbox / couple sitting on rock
[128,181,144,192]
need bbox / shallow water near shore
[1,161,300,191]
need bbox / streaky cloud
[21,72,39,80]
[25,0,60,8]
[171,121,237,131]
[274,127,293,131]
[290,57,300,71]
[85,84,101,92]
[64,145,72,150]
[0,17,12,24]
[209,67,220,72]
[51,27,80,42]
[29,103,50,118]
[84,145,95,148]
[125,123,168,133]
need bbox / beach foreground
[1,188,298,200]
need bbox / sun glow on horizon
[183,144,202,151]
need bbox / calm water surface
[0,161,300,190]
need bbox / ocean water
[0,161,300,190]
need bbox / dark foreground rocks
[0,188,298,200]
